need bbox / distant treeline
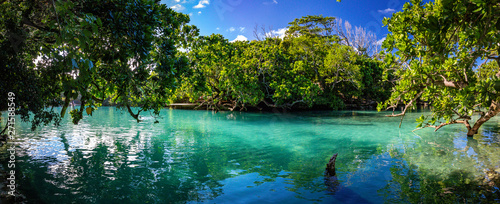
[173,16,394,111]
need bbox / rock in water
[326,153,338,177]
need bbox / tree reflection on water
[380,128,500,203]
[2,109,500,203]
[14,133,225,203]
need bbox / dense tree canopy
[1,0,196,130]
[175,15,391,111]
[1,0,389,132]
[378,0,500,136]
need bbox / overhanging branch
[434,75,468,89]
[431,120,470,132]
[412,120,471,133]
[386,90,424,128]
[126,104,143,122]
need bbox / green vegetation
[381,129,500,203]
[174,15,391,111]
[378,0,500,136]
[1,1,390,131]
[1,0,197,131]
[1,0,500,202]
[1,0,500,138]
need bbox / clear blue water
[1,107,499,203]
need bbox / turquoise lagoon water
[1,107,500,203]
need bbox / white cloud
[375,37,386,46]
[263,0,278,5]
[266,28,287,39]
[216,27,220,30]
[175,0,180,2]
[198,11,202,15]
[171,4,185,11]
[378,8,395,14]
[230,35,248,42]
[189,12,193,16]
[228,27,235,32]
[193,0,209,8]
[239,27,245,33]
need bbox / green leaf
[92,25,98,35]
[96,18,103,27]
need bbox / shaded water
[1,107,499,203]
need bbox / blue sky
[160,0,406,42]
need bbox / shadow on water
[219,109,381,125]
[11,134,228,203]
[1,117,389,203]
[3,126,312,203]
[1,108,500,203]
[325,174,374,204]
[379,128,500,203]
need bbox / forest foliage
[1,0,196,130]
[174,15,392,111]
[378,0,500,136]
[1,0,391,132]
[3,0,499,137]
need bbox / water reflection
[381,128,500,203]
[1,108,500,203]
[15,133,226,203]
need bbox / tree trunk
[325,153,338,177]
[0,123,8,135]
[126,105,141,123]
[467,101,500,137]
[60,97,70,118]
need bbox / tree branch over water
[378,0,500,136]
